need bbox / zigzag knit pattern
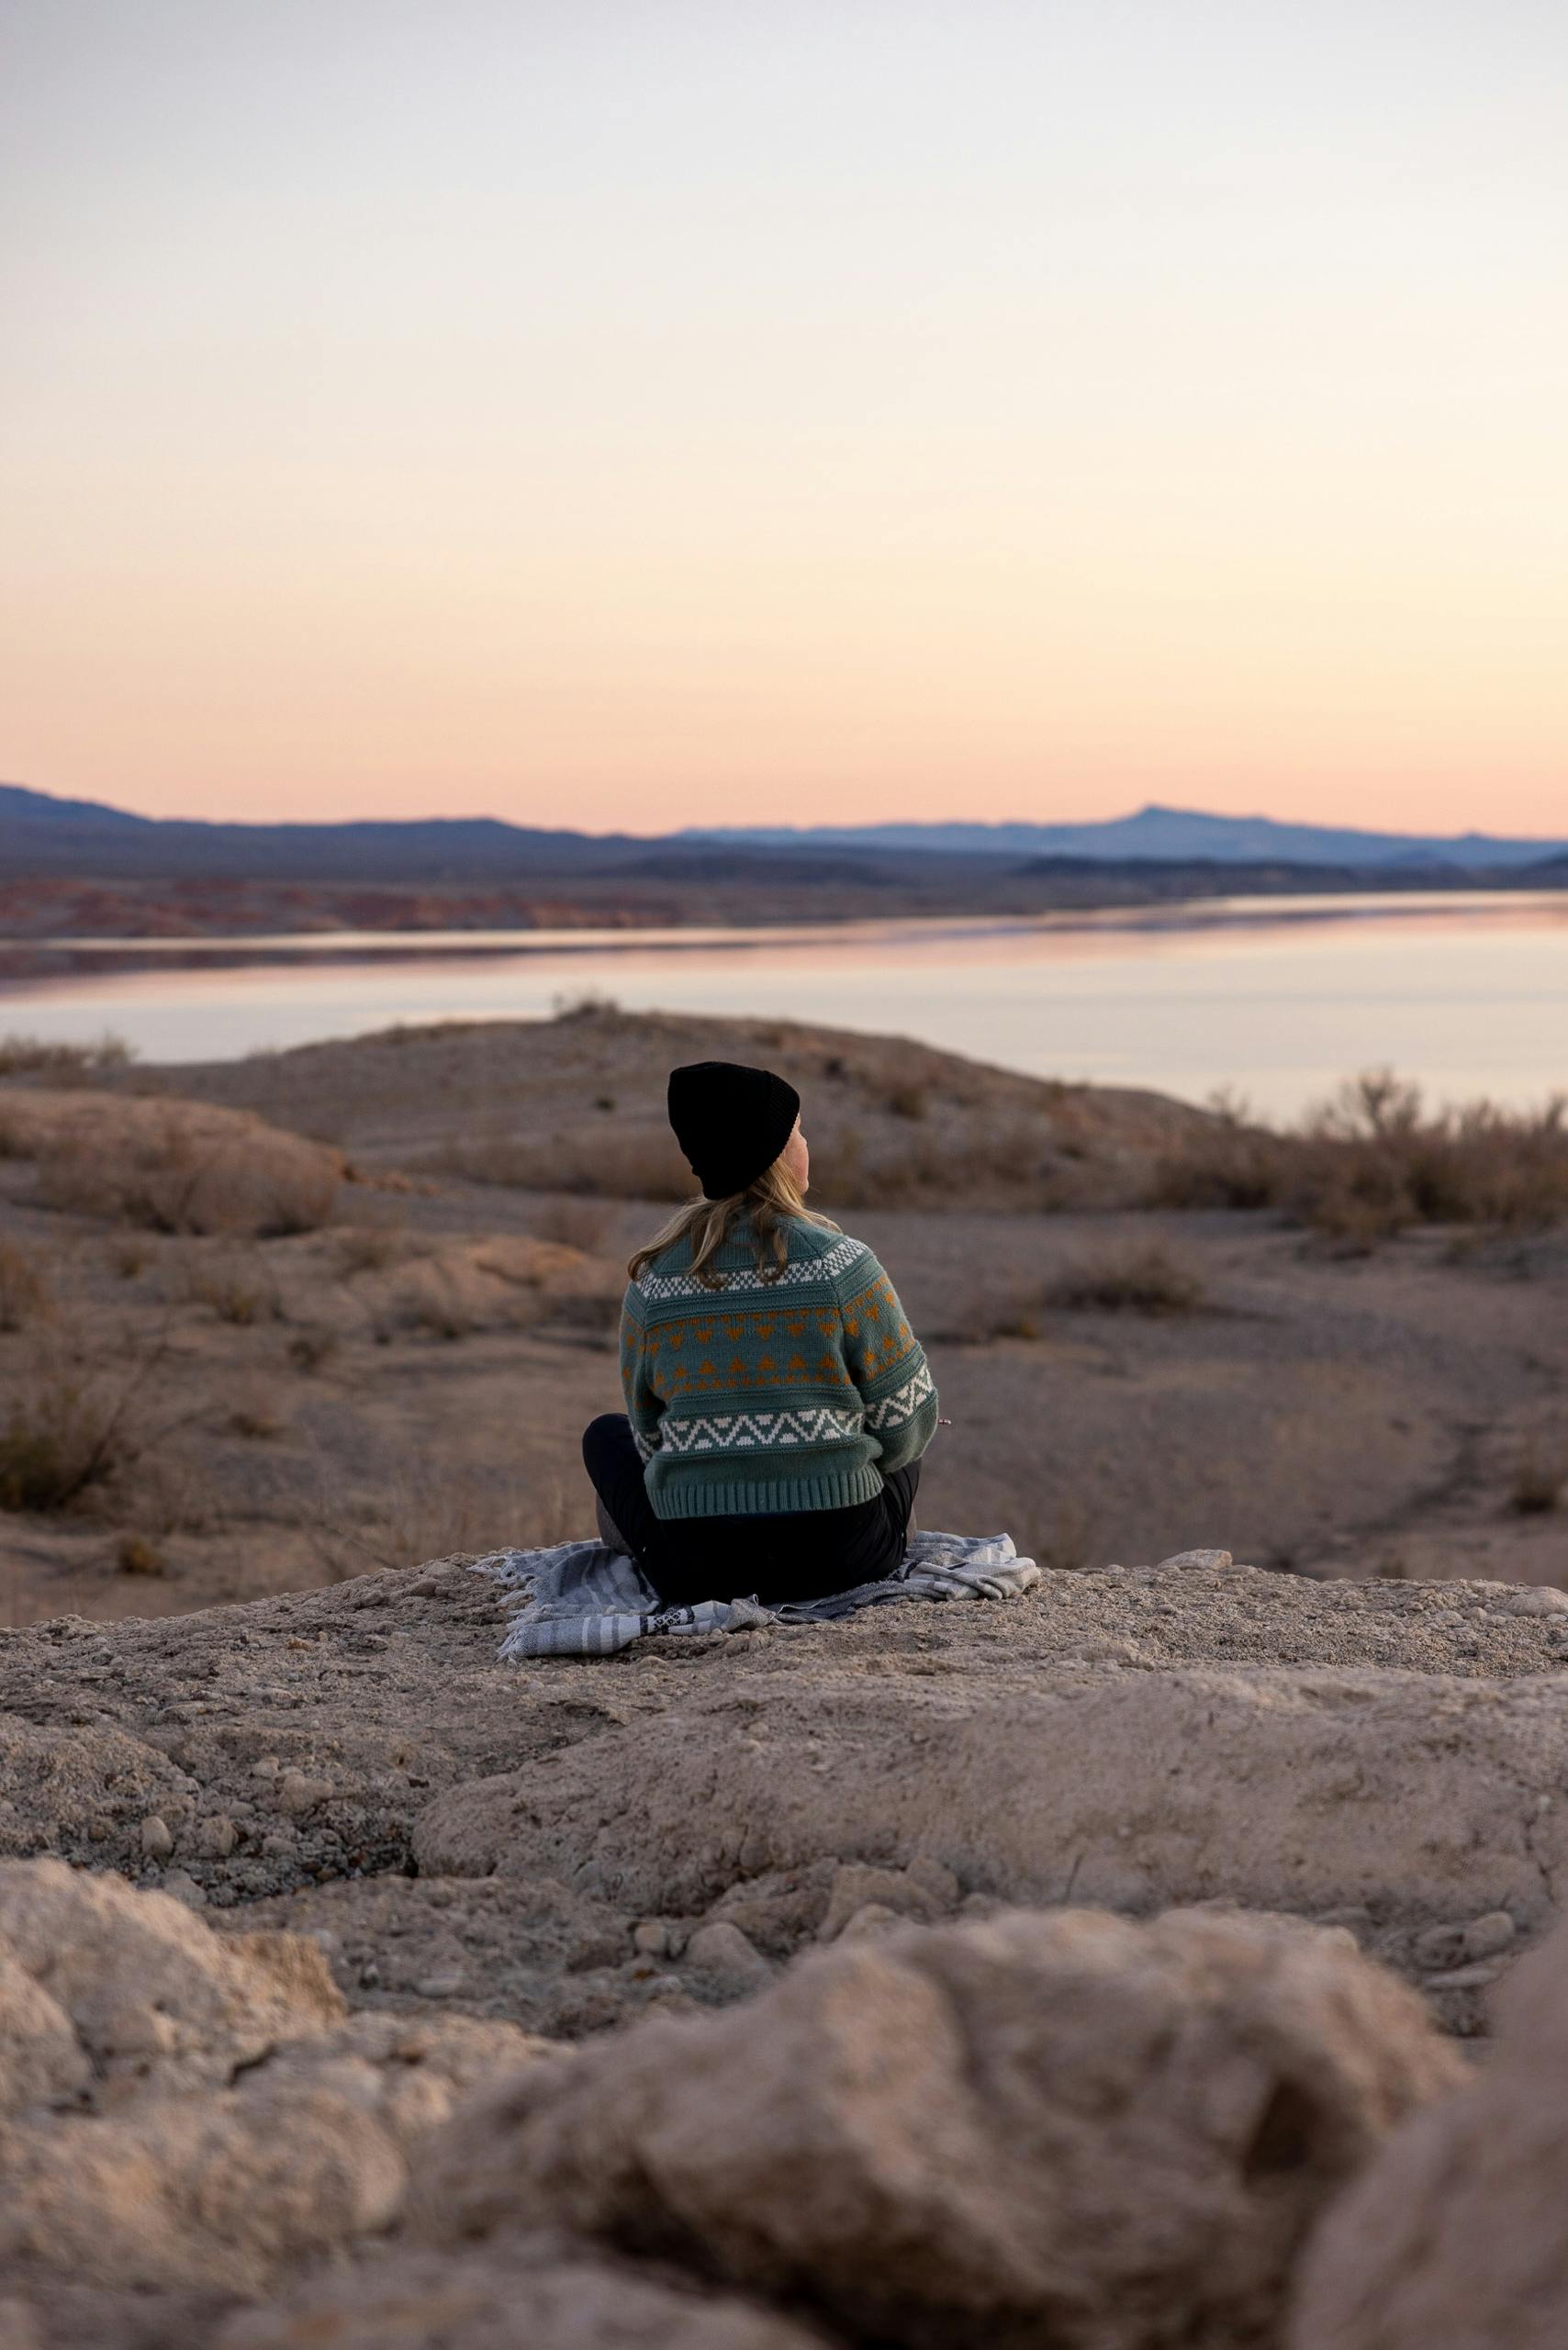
[621,1213,939,1520]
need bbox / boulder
[411,1905,1462,2350]
[1289,1907,1568,2350]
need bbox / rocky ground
[0,1544,1565,2344]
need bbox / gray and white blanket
[473,1531,1041,1660]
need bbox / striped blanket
[473,1530,1041,1660]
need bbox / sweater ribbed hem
[648,1462,886,1520]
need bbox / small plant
[226,1379,286,1440]
[333,1221,408,1275]
[1049,1240,1206,1316]
[1510,1447,1564,1516]
[115,1531,167,1576]
[886,1082,929,1121]
[0,1239,53,1331]
[107,1235,152,1281]
[287,1326,340,1374]
[184,1257,282,1326]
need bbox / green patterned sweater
[620,1214,938,1519]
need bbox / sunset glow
[3,1,1564,834]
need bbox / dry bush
[0,1032,134,1078]
[37,1116,341,1238]
[0,1350,143,1511]
[115,1531,168,1576]
[287,1326,341,1375]
[1151,1073,1568,1245]
[0,1324,207,1516]
[0,1238,53,1331]
[181,1252,285,1326]
[1049,1239,1206,1315]
[106,1234,152,1281]
[1511,1446,1564,1516]
[226,1377,287,1441]
[333,1219,409,1275]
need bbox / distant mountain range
[1,780,1564,887]
[683,803,1568,869]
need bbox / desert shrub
[1049,1239,1206,1315]
[1511,1447,1564,1516]
[333,1219,409,1274]
[287,1326,341,1374]
[1149,1073,1568,1243]
[886,1082,929,1121]
[0,1032,134,1078]
[1150,1102,1284,1211]
[106,1234,152,1280]
[226,1377,286,1440]
[37,1116,341,1238]
[182,1253,284,1326]
[0,1239,53,1331]
[0,1360,139,1510]
[115,1531,168,1576]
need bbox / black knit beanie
[667,1061,801,1202]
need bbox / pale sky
[2,0,1564,834]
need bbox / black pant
[581,1413,920,1609]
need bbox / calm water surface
[6,893,1566,1120]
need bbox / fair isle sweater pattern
[621,1217,939,1519]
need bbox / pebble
[276,1770,332,1818]
[633,1920,672,1957]
[1157,1550,1234,1572]
[139,1815,174,1862]
[413,1972,464,1999]
[1462,1909,1517,1962]
[835,1902,905,1944]
[1413,1922,1467,1971]
[161,1870,207,1908]
[1508,1586,1568,1616]
[196,1815,237,1859]
[1424,1962,1504,1991]
[683,1920,774,1986]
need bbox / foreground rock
[1289,1903,1568,2349]
[0,1548,1561,2344]
[409,1906,1462,2350]
[0,1861,547,2309]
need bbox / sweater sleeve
[834,1247,938,1476]
[619,1281,665,1462]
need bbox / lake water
[5,892,1566,1120]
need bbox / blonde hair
[627,1155,838,1290]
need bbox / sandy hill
[106,1003,1219,1209]
[0,1546,1563,2344]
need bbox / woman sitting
[582,1058,938,1609]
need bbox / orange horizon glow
[2,3,1564,838]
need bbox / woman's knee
[581,1412,630,1474]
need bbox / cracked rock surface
[0,1547,1562,2343]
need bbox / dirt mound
[121,1008,1221,1210]
[0,1089,345,1237]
